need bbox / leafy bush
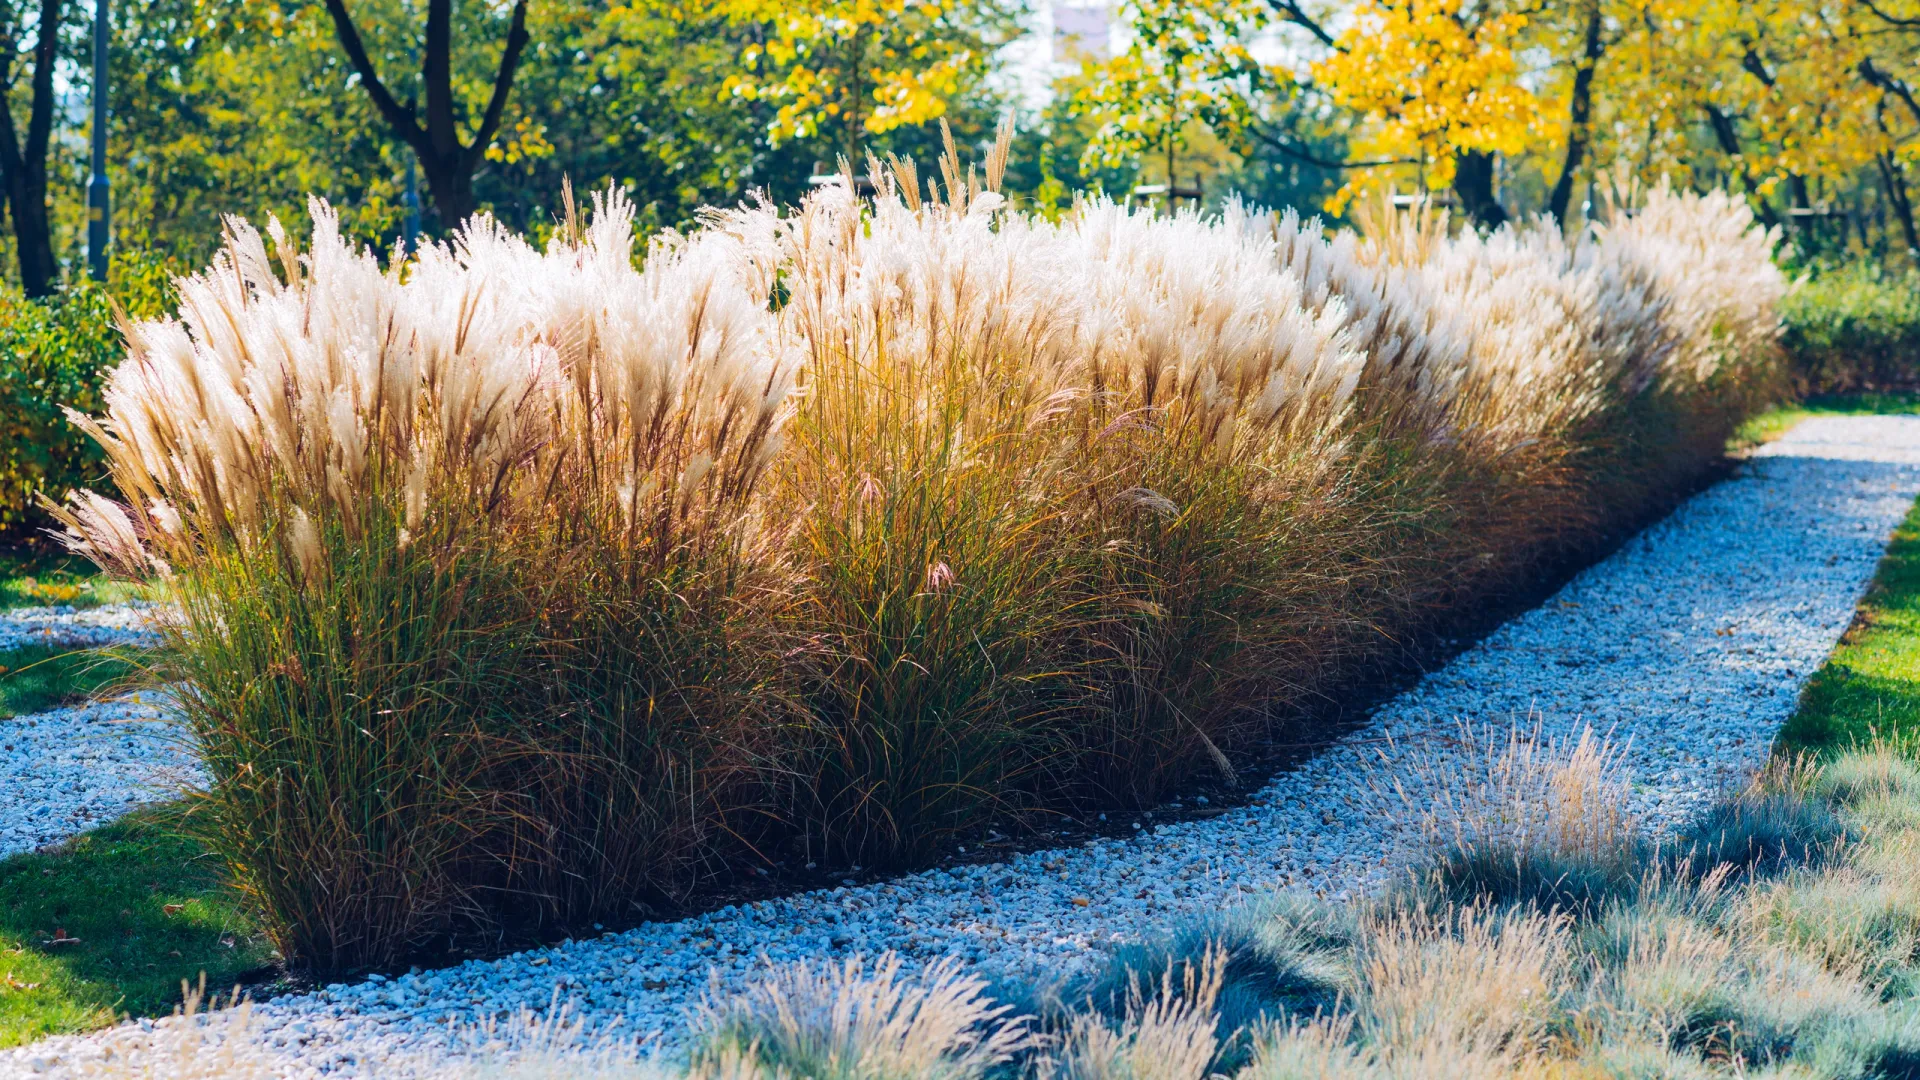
[51,162,1786,974]
[0,254,177,540]
[1783,262,1920,391]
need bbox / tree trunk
[0,0,63,296]
[1452,151,1508,229]
[417,149,476,231]
[1703,103,1781,230]
[1877,151,1920,254]
[321,0,527,234]
[1548,4,1604,226]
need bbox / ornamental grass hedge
[52,141,1786,974]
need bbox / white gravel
[0,601,162,651]
[0,691,202,859]
[0,687,200,857]
[11,413,1920,1079]
[1,602,192,860]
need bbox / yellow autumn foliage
[1312,0,1553,212]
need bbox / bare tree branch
[319,0,427,151]
[1263,0,1337,48]
[1861,0,1920,28]
[464,0,531,173]
[1861,57,1920,129]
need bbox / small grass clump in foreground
[0,805,273,1048]
[78,735,1920,1080]
[1779,490,1920,757]
[686,737,1920,1080]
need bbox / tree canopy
[0,0,1913,284]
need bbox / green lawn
[0,644,147,720]
[1745,393,1920,756]
[0,547,147,612]
[0,805,275,1047]
[1777,489,1920,756]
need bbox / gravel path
[0,692,202,859]
[11,414,1920,1079]
[1,604,191,859]
[0,601,162,651]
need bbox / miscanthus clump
[53,140,1784,971]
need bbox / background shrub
[1782,262,1920,392]
[0,254,178,541]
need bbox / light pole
[400,0,419,253]
[86,0,109,282]
[403,99,420,252]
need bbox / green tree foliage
[83,0,1022,263]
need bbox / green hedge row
[1781,262,1920,392]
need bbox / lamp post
[403,99,420,252]
[86,0,109,282]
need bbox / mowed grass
[0,805,274,1048]
[0,547,148,612]
[0,644,147,719]
[1778,488,1920,756]
[1736,389,1920,444]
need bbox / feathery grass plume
[50,154,1790,953]
[736,154,1100,863]
[478,188,803,921]
[50,191,798,972]
[691,953,1032,1080]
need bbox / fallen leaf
[1071,897,1090,907]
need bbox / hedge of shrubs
[1782,261,1920,391]
[47,164,1786,976]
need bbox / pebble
[0,601,163,652]
[1,602,193,859]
